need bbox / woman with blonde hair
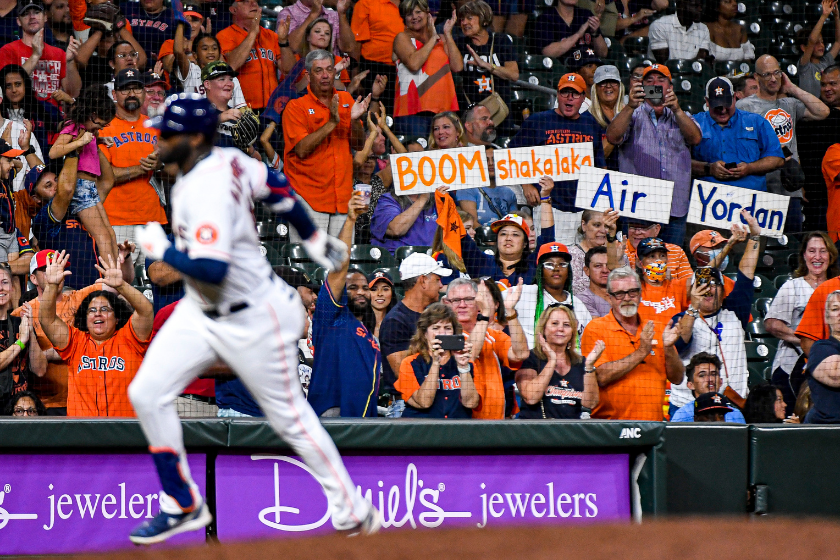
[427,111,467,149]
[516,305,603,419]
[395,303,478,418]
[589,65,625,170]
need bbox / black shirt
[454,32,517,110]
[534,6,600,56]
[517,350,587,419]
[0,315,27,412]
[379,301,421,395]
[805,338,840,424]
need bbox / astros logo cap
[556,73,586,94]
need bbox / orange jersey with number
[99,116,168,226]
[56,320,150,417]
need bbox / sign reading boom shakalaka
[391,146,489,195]
[688,180,789,238]
[575,167,674,224]
[493,143,594,186]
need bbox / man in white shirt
[647,0,710,63]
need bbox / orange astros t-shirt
[217,24,281,109]
[581,311,669,420]
[640,279,687,324]
[99,116,168,226]
[56,320,151,417]
[468,327,518,420]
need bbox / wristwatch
[476,314,490,323]
[607,233,617,243]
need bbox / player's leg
[213,294,376,532]
[127,301,219,544]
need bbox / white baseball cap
[399,252,452,281]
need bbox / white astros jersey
[170,147,275,310]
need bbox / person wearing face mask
[580,266,684,420]
[98,68,167,268]
[692,77,785,193]
[671,210,761,413]
[635,237,688,322]
[668,352,745,423]
[508,242,592,350]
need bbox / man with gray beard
[98,68,166,267]
[580,266,684,420]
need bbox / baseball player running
[127,94,380,544]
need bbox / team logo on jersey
[196,223,219,244]
[764,108,793,144]
[308,109,315,115]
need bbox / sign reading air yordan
[391,146,489,195]
[575,167,674,224]
[214,454,629,540]
[493,143,595,186]
[0,454,206,555]
[688,180,789,238]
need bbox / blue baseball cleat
[129,502,212,545]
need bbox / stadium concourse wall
[0,419,838,553]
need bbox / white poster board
[493,143,594,186]
[390,146,489,194]
[575,167,674,224]
[687,180,789,238]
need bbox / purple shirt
[576,288,611,319]
[277,1,342,56]
[370,193,438,254]
[616,104,695,218]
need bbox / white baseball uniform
[128,147,369,529]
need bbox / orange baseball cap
[537,242,571,262]
[642,63,672,81]
[689,230,729,255]
[491,214,530,239]
[556,73,586,93]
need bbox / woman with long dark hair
[703,0,755,61]
[368,270,398,339]
[0,65,62,165]
[743,382,786,423]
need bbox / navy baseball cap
[19,0,44,14]
[637,237,667,258]
[24,165,46,195]
[694,392,733,414]
[567,47,602,70]
[368,270,394,288]
[144,70,167,88]
[115,68,144,90]
[706,77,734,108]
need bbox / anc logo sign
[764,107,793,145]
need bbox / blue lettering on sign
[695,183,784,231]
[590,174,647,213]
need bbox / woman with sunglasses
[507,242,592,350]
[517,305,603,419]
[39,251,154,417]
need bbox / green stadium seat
[714,59,753,76]
[603,37,625,65]
[478,244,497,256]
[476,225,497,245]
[682,102,704,116]
[615,55,652,77]
[666,58,709,76]
[754,297,773,317]
[787,252,799,270]
[748,364,768,387]
[522,71,555,89]
[311,267,328,283]
[745,340,776,364]
[773,274,793,290]
[395,245,430,263]
[736,0,762,17]
[349,244,397,268]
[622,36,649,56]
[256,220,285,240]
[771,18,801,38]
[260,241,287,267]
[747,318,775,341]
[282,242,309,262]
[522,54,556,72]
[770,37,799,59]
[496,136,512,148]
[752,274,776,298]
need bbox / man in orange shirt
[619,217,693,281]
[580,266,684,420]
[443,277,529,419]
[99,68,167,267]
[823,143,840,242]
[351,0,402,113]
[283,50,369,240]
[216,0,282,110]
[635,237,688,322]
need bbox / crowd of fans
[0,0,839,425]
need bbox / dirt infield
[68,518,840,560]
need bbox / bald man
[737,54,829,233]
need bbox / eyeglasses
[117,86,143,94]
[446,296,476,306]
[756,70,782,79]
[13,407,37,416]
[628,224,655,231]
[145,89,165,99]
[608,288,641,299]
[542,262,569,271]
[115,51,140,59]
[87,306,114,315]
[558,90,584,99]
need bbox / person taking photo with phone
[395,302,477,419]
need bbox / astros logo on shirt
[196,223,219,244]
[764,108,793,144]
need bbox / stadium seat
[622,36,649,56]
[395,245,431,263]
[787,252,799,270]
[522,54,556,72]
[311,267,328,283]
[745,340,776,364]
[682,101,704,115]
[773,274,793,290]
[769,37,799,59]
[260,241,287,267]
[666,58,709,76]
[770,18,803,38]
[349,244,397,268]
[282,242,309,262]
[748,364,768,387]
[478,244,497,256]
[761,0,796,19]
[779,58,799,76]
[615,55,652,77]
[522,71,555,89]
[256,221,285,241]
[714,59,753,76]
[747,318,775,341]
[752,274,776,298]
[754,297,773,318]
[476,225,497,245]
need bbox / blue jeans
[392,114,434,141]
[69,178,100,214]
[659,215,687,248]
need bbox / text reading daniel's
[214,453,630,540]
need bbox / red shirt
[0,40,67,106]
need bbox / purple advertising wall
[0,454,206,555]
[215,453,630,541]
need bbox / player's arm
[137,223,230,286]
[94,254,154,340]
[326,192,364,297]
[38,250,72,351]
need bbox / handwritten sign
[390,146,489,195]
[687,180,789,238]
[493,143,594,186]
[575,167,674,224]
